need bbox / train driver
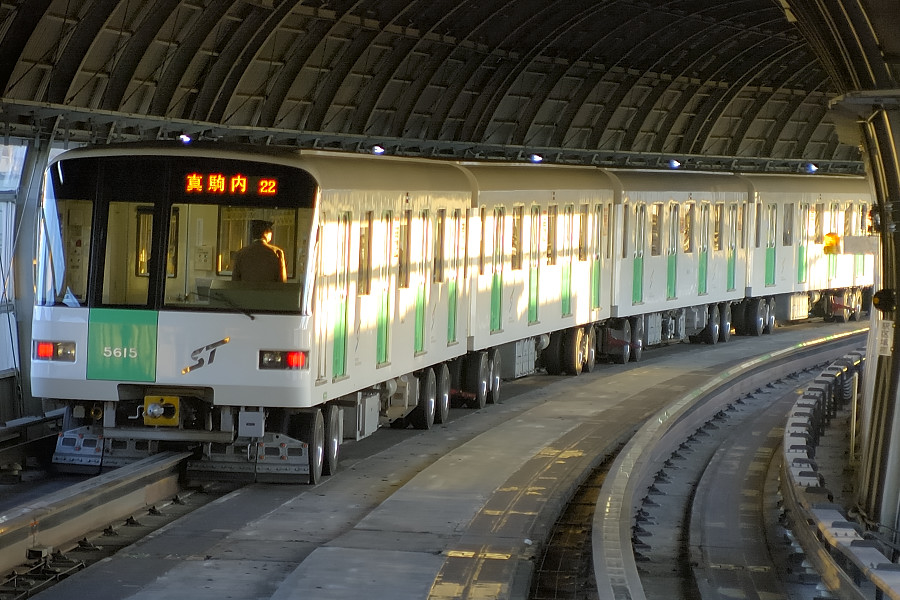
[231,219,287,283]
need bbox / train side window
[728,204,738,250]
[449,209,462,274]
[591,204,603,261]
[783,203,794,246]
[814,203,824,243]
[753,201,763,248]
[681,202,694,253]
[799,204,810,243]
[622,203,630,259]
[512,206,524,270]
[479,206,487,275]
[562,204,574,261]
[577,204,589,261]
[547,205,558,265]
[634,203,646,258]
[530,206,541,265]
[602,203,611,260]
[713,202,723,251]
[738,202,747,249]
[399,209,411,288]
[766,204,777,249]
[358,211,373,295]
[650,203,662,256]
[433,209,445,283]
[699,202,710,253]
[668,203,679,256]
[492,207,505,274]
[844,205,854,236]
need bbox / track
[539,337,864,600]
[1,322,866,600]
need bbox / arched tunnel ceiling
[0,0,877,172]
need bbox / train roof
[739,173,872,197]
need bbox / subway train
[31,143,875,483]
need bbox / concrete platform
[31,322,865,600]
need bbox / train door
[798,203,810,284]
[491,207,504,333]
[528,205,541,323]
[332,212,351,378]
[727,203,738,291]
[561,204,574,316]
[698,202,710,295]
[315,223,327,382]
[667,202,679,299]
[377,211,392,365]
[633,203,645,304]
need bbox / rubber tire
[764,297,777,333]
[487,348,502,404]
[704,304,720,345]
[564,327,584,376]
[718,302,732,343]
[732,300,747,336]
[410,368,436,429]
[544,330,565,375]
[465,352,489,409]
[849,289,862,321]
[322,404,341,476]
[746,297,765,336]
[629,316,643,362]
[834,290,851,323]
[435,363,451,424]
[300,410,325,485]
[615,319,632,365]
[583,326,597,373]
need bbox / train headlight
[34,340,76,362]
[259,350,308,370]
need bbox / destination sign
[184,172,278,196]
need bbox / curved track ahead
[21,321,864,600]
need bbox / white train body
[30,143,875,482]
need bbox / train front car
[32,144,326,482]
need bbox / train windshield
[36,154,317,314]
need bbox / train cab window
[681,203,694,253]
[577,204,589,261]
[399,209,412,287]
[713,203,724,251]
[512,206,524,270]
[433,209,445,283]
[783,203,794,246]
[136,206,178,278]
[547,205,558,265]
[358,211,373,295]
[650,203,662,256]
[37,198,93,306]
